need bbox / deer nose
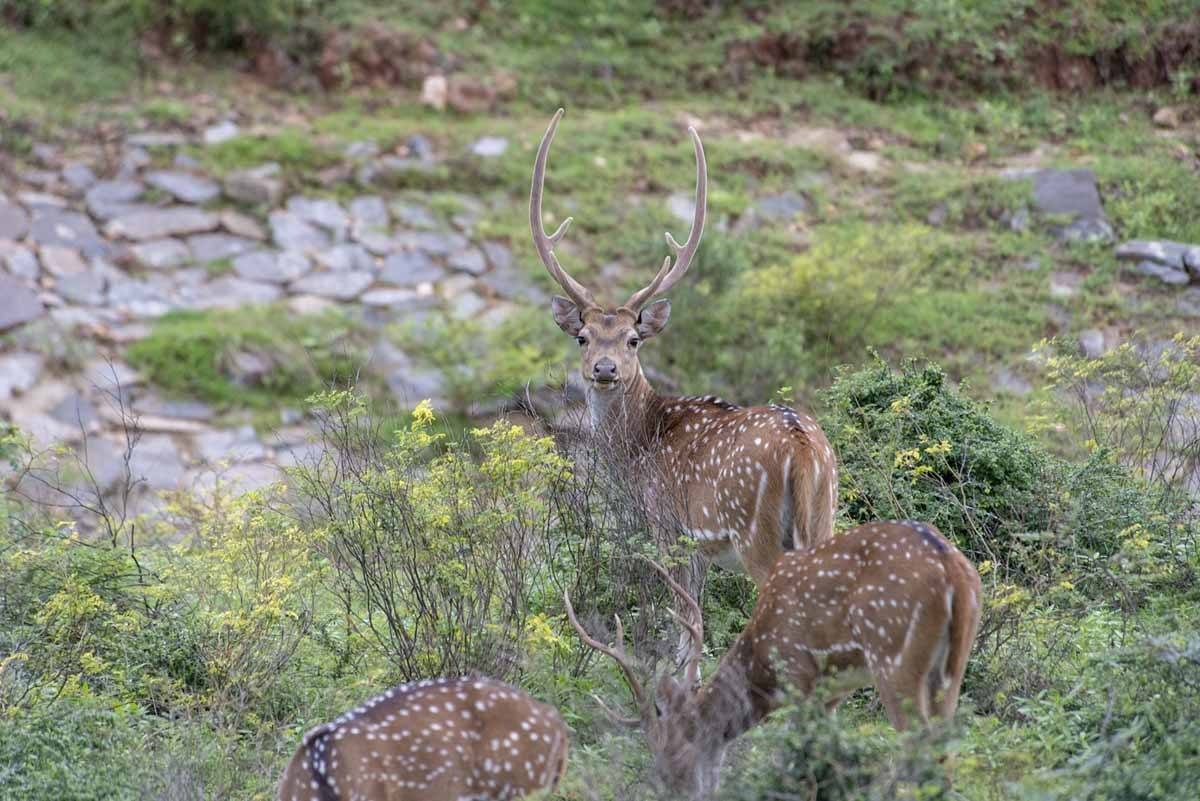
[593,358,617,382]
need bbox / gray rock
[119,147,151,176]
[1078,329,1106,359]
[85,180,145,219]
[1018,168,1113,244]
[190,461,278,497]
[1116,239,1192,269]
[269,210,330,252]
[50,392,98,429]
[992,367,1032,396]
[380,251,445,285]
[75,436,129,493]
[667,192,696,223]
[18,191,67,209]
[29,209,107,256]
[470,136,509,158]
[39,246,87,277]
[232,250,312,284]
[450,290,487,319]
[127,131,187,148]
[1,242,39,280]
[448,247,487,275]
[146,170,220,204]
[219,210,266,240]
[1058,217,1114,244]
[390,201,438,230]
[289,270,374,300]
[314,243,374,272]
[357,156,434,187]
[1177,287,1200,318]
[31,142,59,166]
[1049,272,1082,300]
[0,197,31,239]
[21,169,58,188]
[1135,259,1190,286]
[56,269,107,305]
[224,163,283,206]
[753,191,809,221]
[203,120,240,146]
[187,233,256,263]
[194,425,267,464]
[1184,246,1200,277]
[186,276,282,309]
[350,196,389,227]
[134,395,214,421]
[1008,206,1031,233]
[359,287,436,309]
[344,140,380,161]
[127,434,186,490]
[354,228,395,255]
[106,206,218,241]
[107,279,173,318]
[387,366,449,408]
[478,266,546,304]
[61,163,97,193]
[174,153,201,169]
[393,231,468,256]
[481,241,513,272]
[0,351,43,400]
[407,134,434,161]
[286,196,349,236]
[0,273,44,331]
[131,238,191,270]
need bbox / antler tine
[531,109,597,311]
[563,590,648,710]
[624,126,708,312]
[645,558,705,687]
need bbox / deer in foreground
[531,108,837,598]
[565,520,982,800]
[277,676,568,801]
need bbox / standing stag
[277,676,568,801]
[531,108,837,589]
[565,520,982,800]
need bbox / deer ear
[551,295,584,336]
[637,299,671,339]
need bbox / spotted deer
[531,108,837,598]
[277,676,569,801]
[565,520,982,800]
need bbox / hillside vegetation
[1,2,1199,800]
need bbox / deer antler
[531,109,598,312]
[646,558,705,688]
[624,127,708,313]
[564,590,647,717]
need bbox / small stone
[992,367,1032,396]
[350,196,389,227]
[146,170,221,204]
[269,210,330,251]
[469,137,508,158]
[49,392,98,429]
[390,201,438,229]
[127,434,187,490]
[1008,207,1031,232]
[188,276,283,309]
[1135,260,1190,286]
[753,191,809,221]
[39,246,88,277]
[286,196,349,236]
[344,140,380,161]
[387,367,449,408]
[481,241,513,272]
[85,180,145,219]
[203,120,240,145]
[450,290,487,319]
[353,227,394,255]
[421,74,448,110]
[31,142,59,166]
[18,192,67,209]
[1115,240,1191,270]
[119,147,151,175]
[1078,329,1106,359]
[667,192,695,223]
[187,233,256,263]
[194,425,266,464]
[60,163,97,193]
[174,153,201,169]
[107,279,173,318]
[224,163,283,206]
[127,131,187,148]
[359,287,433,309]
[0,351,44,400]
[1049,272,1081,300]
[0,273,45,331]
[406,135,434,162]
[925,203,948,227]
[1,242,39,280]
[134,395,214,421]
[219,210,266,240]
[845,151,882,172]
[29,209,107,256]
[448,247,487,275]
[380,251,444,285]
[393,231,468,255]
[0,197,30,240]
[288,270,374,300]
[357,156,433,187]
[56,269,106,305]
[131,239,191,270]
[1152,107,1180,129]
[288,295,335,315]
[232,250,312,284]
[1185,246,1200,278]
[314,243,374,272]
[1177,288,1200,318]
[106,207,219,241]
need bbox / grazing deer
[277,676,568,801]
[531,108,837,596]
[565,520,982,800]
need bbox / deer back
[277,676,568,801]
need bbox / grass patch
[126,306,367,410]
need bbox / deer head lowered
[277,676,568,801]
[565,520,983,800]
[531,109,838,599]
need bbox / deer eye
[576,336,587,347]
[628,337,640,349]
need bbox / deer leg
[673,554,708,673]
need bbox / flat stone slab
[127,131,187,148]
[2,242,40,280]
[380,251,445,285]
[448,248,487,275]
[0,197,30,239]
[289,270,374,300]
[204,121,239,146]
[131,238,191,270]
[314,243,375,272]
[0,351,44,400]
[287,196,349,235]
[390,201,438,230]
[469,136,508,157]
[0,273,45,331]
[393,231,468,255]
[219,210,266,240]
[269,210,330,251]
[28,208,107,256]
[185,276,283,309]
[194,425,267,464]
[39,246,88,276]
[1116,240,1200,273]
[350,196,389,227]
[188,233,256,263]
[146,170,221,204]
[233,250,312,283]
[127,433,187,490]
[224,163,283,206]
[84,180,145,219]
[56,270,107,305]
[107,207,219,241]
[1135,260,1190,286]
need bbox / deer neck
[696,635,773,746]
[586,368,660,446]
